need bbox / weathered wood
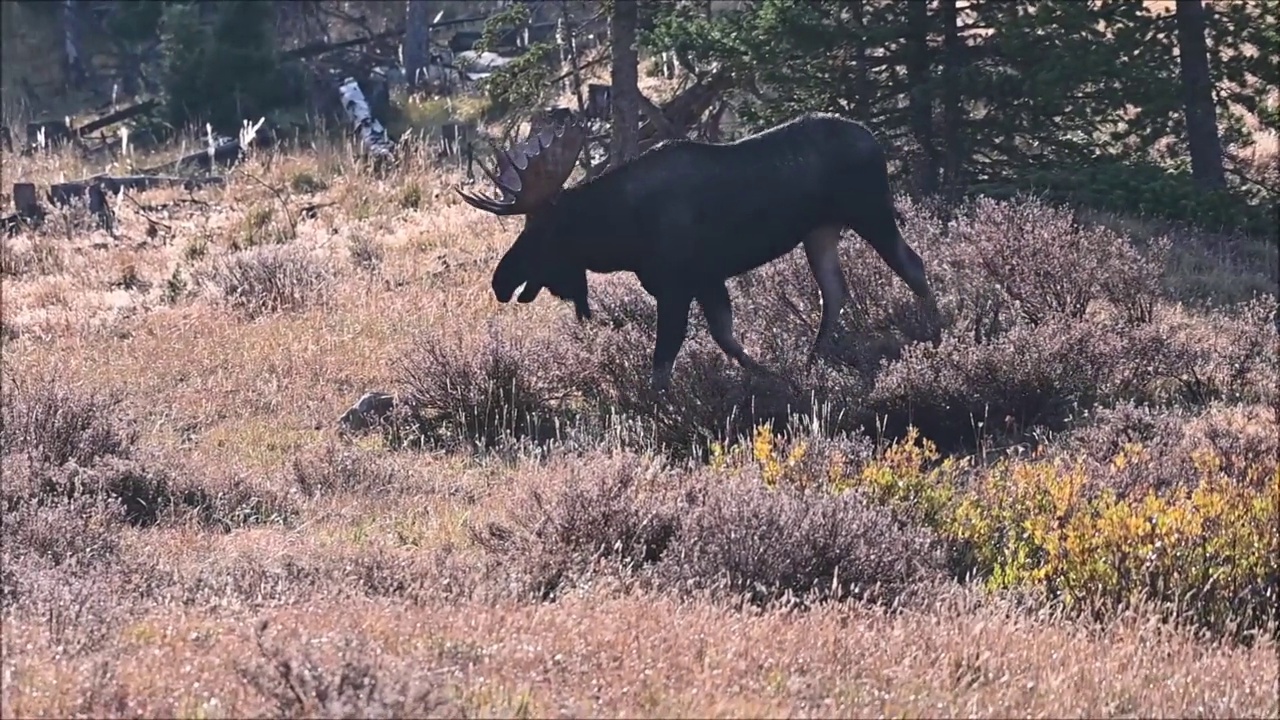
[140,138,247,175]
[0,127,11,153]
[1,214,31,236]
[282,28,404,61]
[12,183,40,216]
[47,175,225,207]
[87,183,113,232]
[635,92,678,142]
[338,77,396,162]
[281,14,486,62]
[75,99,158,137]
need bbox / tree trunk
[905,0,938,195]
[558,1,587,114]
[62,0,88,92]
[849,1,872,124]
[609,0,641,168]
[403,0,431,89]
[1175,0,1227,191]
[940,0,962,194]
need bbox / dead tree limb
[75,99,158,137]
[283,29,404,61]
[635,91,678,141]
[281,14,488,62]
[636,69,731,151]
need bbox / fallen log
[338,77,395,163]
[283,29,404,62]
[46,175,225,207]
[140,137,247,175]
[637,69,731,152]
[75,99,158,137]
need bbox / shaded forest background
[2,0,1276,239]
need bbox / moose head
[455,117,593,320]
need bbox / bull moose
[455,111,936,391]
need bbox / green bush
[158,1,304,134]
[982,158,1278,239]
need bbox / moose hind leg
[803,225,850,364]
[698,282,770,374]
[651,293,693,392]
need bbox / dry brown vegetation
[1,123,1277,719]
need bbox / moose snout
[492,273,523,303]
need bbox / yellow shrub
[945,447,1278,632]
[735,422,1278,635]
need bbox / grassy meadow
[1,85,1278,718]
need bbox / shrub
[473,453,682,600]
[657,478,943,607]
[928,195,1168,327]
[738,418,1279,637]
[396,321,594,448]
[947,453,1278,636]
[0,374,293,530]
[198,245,332,317]
[237,621,456,718]
[570,276,841,455]
[396,195,1271,459]
[1063,401,1279,495]
[1,493,124,568]
[0,377,135,468]
[289,444,401,498]
[472,443,943,607]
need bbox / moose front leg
[698,281,770,375]
[650,292,693,392]
[803,226,850,365]
[543,267,593,323]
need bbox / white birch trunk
[338,77,396,161]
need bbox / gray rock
[338,391,396,433]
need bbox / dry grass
[1,123,1278,719]
[4,590,1276,718]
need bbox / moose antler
[455,117,589,216]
